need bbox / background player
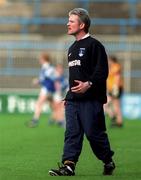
[105,55,123,127]
[26,52,56,128]
[51,64,68,127]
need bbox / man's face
[67,14,83,35]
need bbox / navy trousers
[62,100,114,164]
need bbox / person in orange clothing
[0,0,7,6]
[105,55,123,127]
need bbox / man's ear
[80,23,85,30]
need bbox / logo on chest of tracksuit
[79,48,85,57]
[68,48,85,67]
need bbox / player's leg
[49,101,84,176]
[50,92,65,127]
[113,98,123,127]
[80,100,115,175]
[104,95,117,127]
[33,94,47,120]
[26,88,47,127]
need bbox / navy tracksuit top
[65,36,109,104]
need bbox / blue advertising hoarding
[122,94,141,120]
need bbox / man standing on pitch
[49,8,115,176]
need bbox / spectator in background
[105,55,123,127]
[26,52,56,128]
[51,64,68,127]
[0,0,7,6]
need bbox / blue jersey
[39,63,56,93]
[56,75,68,93]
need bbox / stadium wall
[0,34,141,93]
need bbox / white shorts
[39,87,52,96]
[53,92,62,102]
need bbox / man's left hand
[71,80,91,94]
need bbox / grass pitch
[0,113,141,180]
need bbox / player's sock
[110,116,117,127]
[25,118,39,128]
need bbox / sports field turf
[0,113,141,180]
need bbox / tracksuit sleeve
[89,43,109,86]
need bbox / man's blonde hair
[69,8,91,33]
